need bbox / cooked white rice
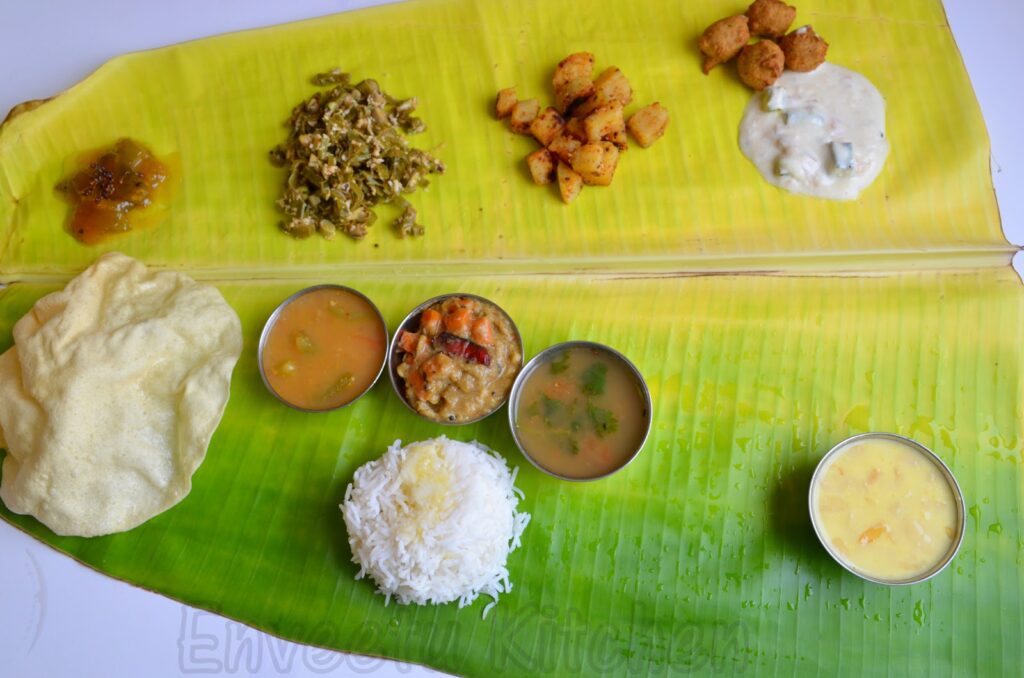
[340,436,530,618]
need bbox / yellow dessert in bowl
[809,433,965,585]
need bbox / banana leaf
[0,0,1011,278]
[1,270,1021,675]
[0,0,1021,676]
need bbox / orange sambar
[261,287,387,411]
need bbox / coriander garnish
[581,362,608,396]
[587,404,619,437]
[549,351,571,374]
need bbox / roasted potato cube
[553,52,595,91]
[495,87,517,118]
[530,107,565,146]
[547,129,583,165]
[571,141,619,186]
[583,102,625,143]
[557,161,584,204]
[596,67,633,105]
[509,99,541,135]
[608,128,629,151]
[573,67,633,118]
[526,148,557,185]
[555,76,596,114]
[627,103,670,148]
[563,117,587,141]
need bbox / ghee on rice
[340,437,530,618]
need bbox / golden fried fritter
[737,40,785,90]
[779,25,829,71]
[698,15,750,74]
[746,0,797,38]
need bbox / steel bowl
[257,284,388,413]
[808,432,966,585]
[387,293,523,425]
[507,341,653,481]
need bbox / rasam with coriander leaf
[513,344,649,479]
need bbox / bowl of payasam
[258,285,388,412]
[508,341,652,481]
[809,433,966,585]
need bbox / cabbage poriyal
[341,437,530,618]
[0,252,243,537]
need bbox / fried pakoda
[746,0,796,38]
[779,25,829,71]
[737,40,785,90]
[698,15,751,74]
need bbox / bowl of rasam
[809,432,965,585]
[258,285,388,412]
[508,341,652,481]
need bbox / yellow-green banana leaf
[0,0,1012,278]
[0,0,1021,676]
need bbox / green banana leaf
[1,270,1021,675]
[0,0,1011,278]
[0,0,1021,676]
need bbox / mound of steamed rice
[340,437,530,618]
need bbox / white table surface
[1,2,1021,677]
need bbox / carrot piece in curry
[471,317,494,345]
[398,331,420,353]
[444,307,472,334]
[420,308,442,336]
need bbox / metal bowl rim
[507,340,653,482]
[257,284,389,413]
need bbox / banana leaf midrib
[0,246,1018,287]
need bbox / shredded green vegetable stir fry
[270,69,445,240]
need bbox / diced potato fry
[547,130,582,165]
[495,87,517,118]
[530,107,565,147]
[597,68,633,104]
[573,67,633,118]
[583,102,625,143]
[627,102,670,148]
[494,53,656,205]
[608,128,629,151]
[563,117,587,141]
[556,161,584,204]
[509,99,541,135]
[553,52,595,91]
[555,77,595,114]
[526,148,557,185]
[571,141,619,186]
